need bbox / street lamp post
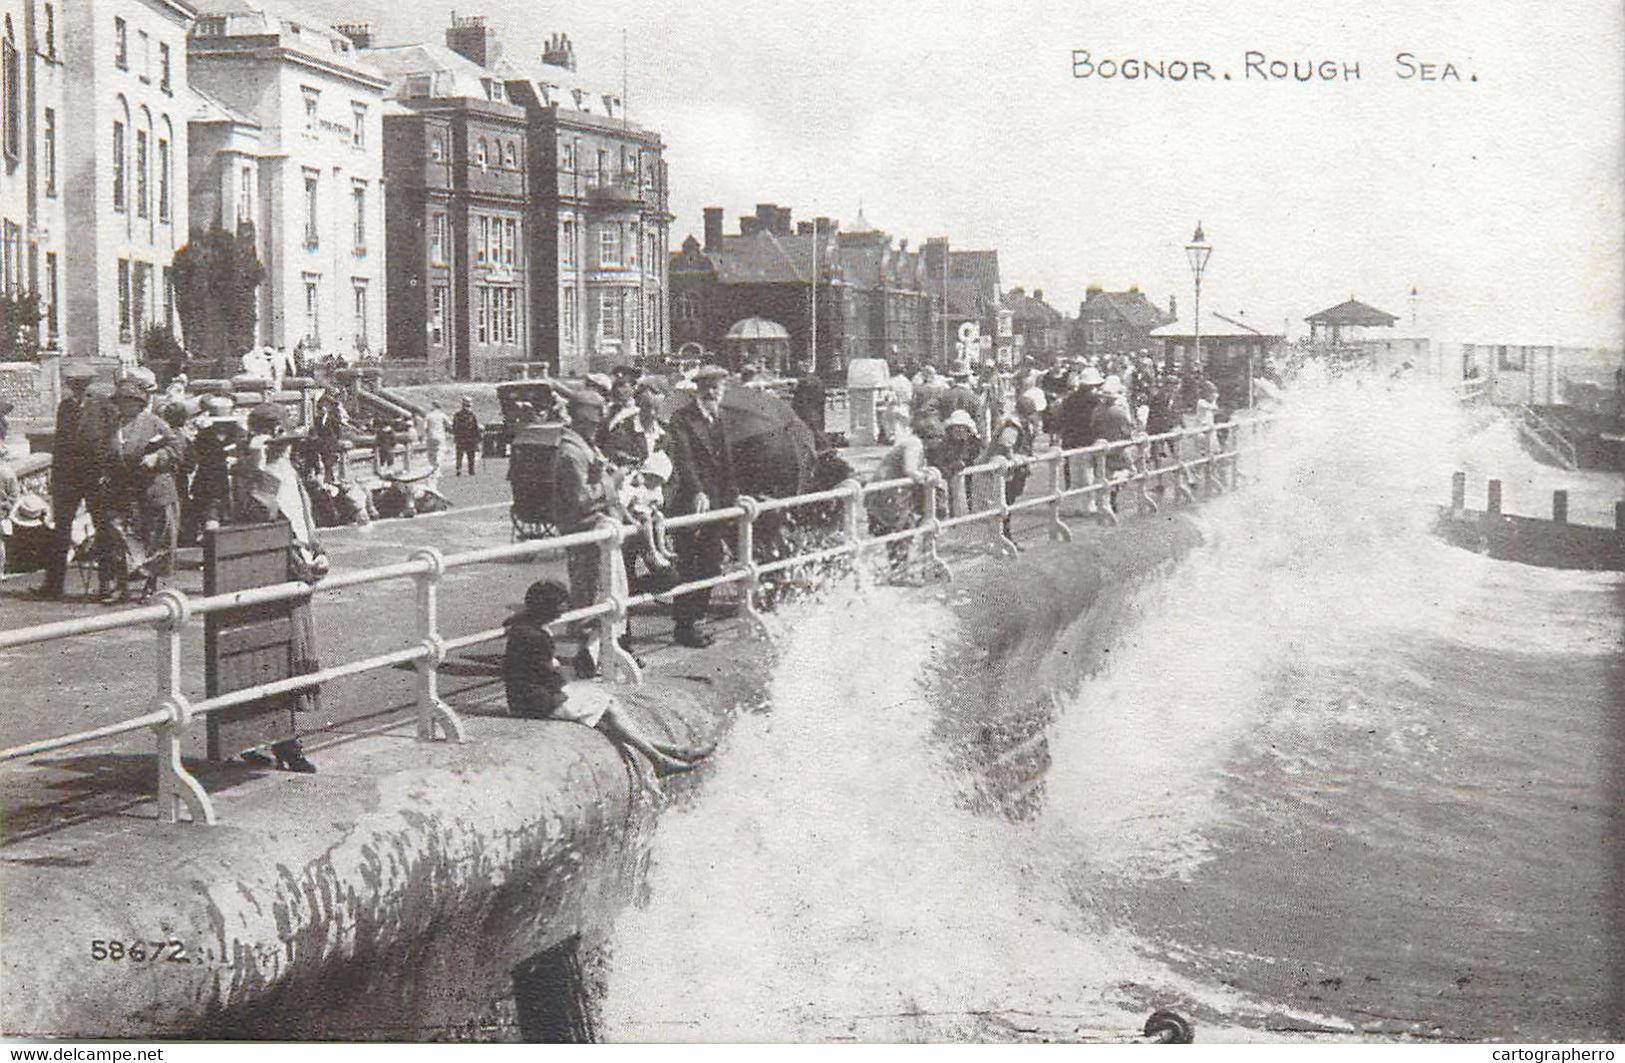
[1185,222,1212,379]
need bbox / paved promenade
[0,450,1069,810]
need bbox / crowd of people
[0,347,1267,777]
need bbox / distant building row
[0,0,664,378]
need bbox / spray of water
[600,587,1173,1042]
[1041,377,1498,872]
[599,373,1621,1041]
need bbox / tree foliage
[0,292,43,361]
[172,224,265,360]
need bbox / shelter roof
[1305,298,1399,326]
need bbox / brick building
[363,37,528,379]
[670,203,950,375]
[1067,284,1177,361]
[1001,285,1065,365]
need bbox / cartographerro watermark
[1071,50,1479,82]
[1491,1052,1616,1062]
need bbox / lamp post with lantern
[1185,222,1212,378]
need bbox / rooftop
[359,42,517,105]
[1148,308,1278,338]
[1306,298,1399,326]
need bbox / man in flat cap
[553,387,626,677]
[665,365,736,648]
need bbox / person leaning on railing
[1088,376,1139,509]
[551,387,628,677]
[868,404,933,581]
[982,389,1044,545]
[227,401,328,774]
[665,365,736,649]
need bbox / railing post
[1205,424,1224,494]
[151,589,214,825]
[840,478,868,585]
[1047,451,1073,543]
[949,469,967,519]
[410,547,466,741]
[1451,471,1467,513]
[1094,448,1118,526]
[918,469,951,581]
[989,459,1019,558]
[596,524,641,685]
[734,497,769,639]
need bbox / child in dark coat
[503,579,571,719]
[502,578,715,774]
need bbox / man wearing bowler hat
[665,364,736,648]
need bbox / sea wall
[0,515,1205,1041]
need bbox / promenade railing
[0,414,1273,825]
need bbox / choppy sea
[597,377,1623,1042]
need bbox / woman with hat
[91,378,184,604]
[228,401,327,773]
[2,493,53,574]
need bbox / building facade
[1068,284,1177,361]
[0,0,68,353]
[187,0,386,360]
[59,0,193,360]
[670,203,949,375]
[492,27,669,376]
[364,38,529,379]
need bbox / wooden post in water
[1487,479,1503,516]
[1451,471,1466,513]
[1551,490,1568,525]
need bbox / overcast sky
[329,0,1623,345]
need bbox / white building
[59,0,194,360]
[187,0,386,359]
[0,0,68,353]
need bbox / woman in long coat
[228,402,326,773]
[93,378,184,603]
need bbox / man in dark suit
[35,366,97,599]
[665,365,736,648]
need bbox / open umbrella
[660,385,818,499]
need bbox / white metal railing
[0,415,1274,825]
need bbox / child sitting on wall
[617,450,674,572]
[503,578,713,775]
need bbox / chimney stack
[702,207,723,253]
[776,206,793,236]
[541,31,576,71]
[797,220,813,236]
[445,14,500,68]
[336,22,373,49]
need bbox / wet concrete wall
[0,515,1204,1040]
